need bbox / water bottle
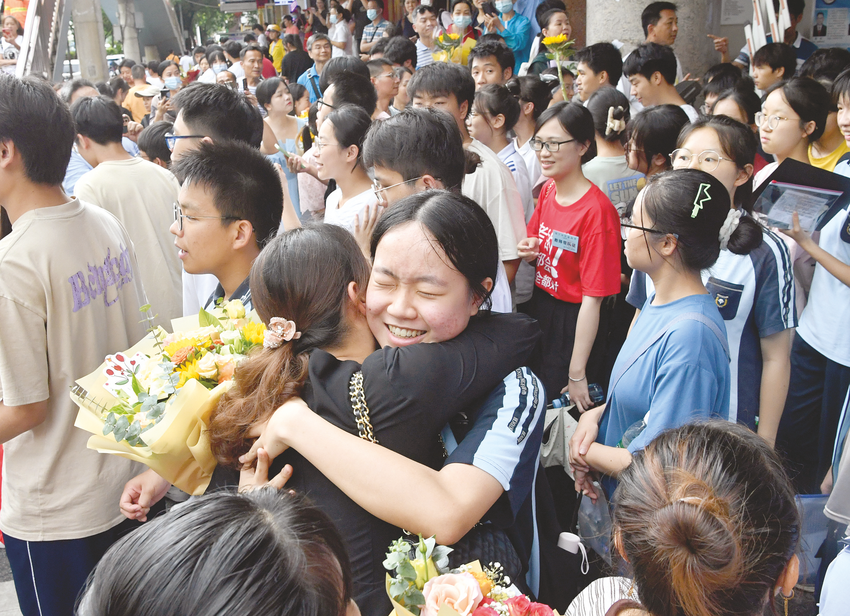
[549,383,605,409]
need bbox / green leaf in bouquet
[115,378,129,385]
[147,402,166,420]
[398,560,417,581]
[389,577,409,599]
[421,536,436,558]
[113,415,130,442]
[383,551,406,570]
[405,588,425,607]
[126,419,142,441]
[198,307,222,328]
[545,53,555,60]
[139,304,152,313]
[431,545,453,571]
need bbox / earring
[782,588,794,616]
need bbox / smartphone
[160,88,170,100]
[242,78,249,92]
[482,1,498,16]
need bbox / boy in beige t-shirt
[0,75,149,615]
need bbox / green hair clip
[691,183,711,218]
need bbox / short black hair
[251,22,264,31]
[505,75,553,120]
[623,42,676,84]
[535,102,597,164]
[108,77,130,95]
[256,77,286,109]
[244,33,258,43]
[763,77,831,143]
[713,78,760,124]
[0,75,74,185]
[193,46,206,56]
[130,64,146,80]
[283,33,302,49]
[119,58,137,70]
[407,62,475,119]
[775,0,804,18]
[171,140,283,248]
[383,36,418,69]
[366,58,394,78]
[240,44,264,60]
[328,71,377,115]
[224,40,243,58]
[535,0,566,29]
[574,42,623,85]
[468,41,516,74]
[147,60,160,74]
[370,38,389,57]
[158,60,180,77]
[800,47,850,83]
[71,95,124,146]
[363,108,468,190]
[137,121,173,165]
[752,43,797,79]
[626,104,690,169]
[369,0,384,8]
[832,67,850,104]
[702,63,743,100]
[320,56,370,91]
[641,1,677,37]
[172,82,264,148]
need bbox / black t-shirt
[209,312,541,615]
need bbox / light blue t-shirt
[599,293,731,454]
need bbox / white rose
[196,353,219,379]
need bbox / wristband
[568,374,586,383]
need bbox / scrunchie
[605,106,627,136]
[718,209,743,251]
[263,317,302,349]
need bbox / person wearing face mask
[359,0,390,56]
[151,60,183,124]
[198,51,230,84]
[480,0,531,71]
[328,5,354,57]
[435,0,479,65]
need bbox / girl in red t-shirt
[518,102,622,408]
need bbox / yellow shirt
[433,37,477,66]
[125,85,150,122]
[808,141,850,172]
[270,39,285,73]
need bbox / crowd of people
[2,0,850,615]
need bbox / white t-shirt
[754,160,778,189]
[514,136,546,195]
[464,139,528,262]
[681,103,699,122]
[74,158,183,329]
[182,271,220,316]
[329,20,354,57]
[797,160,850,366]
[582,155,644,208]
[323,187,380,234]
[1,35,22,75]
[228,61,246,80]
[0,199,147,540]
[617,49,684,116]
[497,142,535,305]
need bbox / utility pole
[72,0,108,82]
[117,0,142,62]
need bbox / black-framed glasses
[621,221,678,239]
[529,137,575,152]
[172,203,239,231]
[165,133,205,151]
[317,98,336,110]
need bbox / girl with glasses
[630,115,795,445]
[517,102,621,411]
[569,170,764,501]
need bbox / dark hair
[408,62,475,119]
[130,64,146,81]
[623,42,676,84]
[363,107,474,191]
[370,37,390,57]
[505,75,553,120]
[78,490,353,616]
[626,104,690,170]
[702,63,743,103]
[370,0,384,8]
[193,45,206,56]
[137,122,173,165]
[450,0,471,12]
[0,75,75,185]
[118,58,137,70]
[534,101,597,164]
[478,32,505,45]
[539,8,567,33]
[209,225,370,466]
[240,44,264,61]
[778,0,804,18]
[752,43,797,80]
[251,22,264,31]
[613,421,799,616]
[833,66,850,104]
[147,60,160,74]
[383,36,418,69]
[283,14,294,23]
[367,57,394,78]
[288,82,308,106]
[642,170,762,269]
[641,1,677,37]
[303,101,319,150]
[712,79,760,124]
[800,47,850,84]
[172,82,264,148]
[678,115,759,210]
[574,42,623,85]
[223,40,242,59]
[158,60,179,77]
[71,95,123,146]
[244,33,257,43]
[170,140,282,248]
[326,105,373,167]
[534,0,566,29]
[468,41,516,74]
[58,78,96,104]
[763,77,831,143]
[330,4,351,21]
[370,190,498,307]
[108,77,130,96]
[256,76,286,110]
[474,84,520,133]
[207,50,228,66]
[320,56,370,91]
[206,44,223,55]
[95,81,113,97]
[586,86,630,143]
[327,71,377,115]
[283,33,302,50]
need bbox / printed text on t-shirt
[68,245,135,312]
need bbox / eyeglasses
[755,112,796,131]
[621,221,678,239]
[165,133,205,151]
[670,148,734,172]
[317,98,336,110]
[376,72,396,80]
[314,139,340,152]
[172,203,239,231]
[372,176,424,195]
[529,137,575,152]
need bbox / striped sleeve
[754,228,797,335]
[443,367,546,522]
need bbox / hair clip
[691,183,712,218]
[263,317,302,349]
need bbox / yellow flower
[240,321,266,346]
[447,32,460,40]
[542,33,568,47]
[176,357,201,387]
[222,299,246,319]
[470,571,492,597]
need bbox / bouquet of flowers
[541,34,576,102]
[434,31,463,63]
[385,535,558,616]
[71,300,264,495]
